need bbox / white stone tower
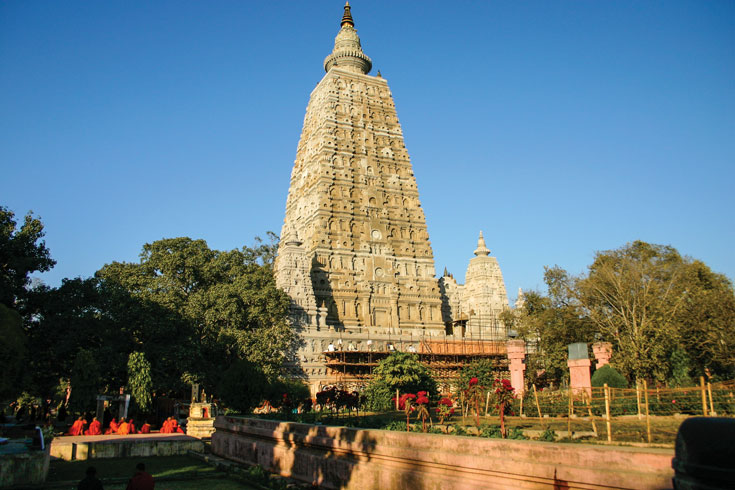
[274,3,445,390]
[275,3,444,334]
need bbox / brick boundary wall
[211,417,674,490]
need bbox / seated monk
[66,417,86,436]
[105,417,119,434]
[170,419,179,433]
[160,417,173,433]
[176,425,185,434]
[139,422,151,434]
[128,418,137,434]
[117,418,130,435]
[85,417,102,435]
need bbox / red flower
[416,394,429,405]
[438,397,453,407]
[672,399,677,404]
[469,377,479,386]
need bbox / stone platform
[50,433,204,461]
[212,416,675,490]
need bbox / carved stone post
[506,340,526,395]
[567,342,592,396]
[592,342,613,369]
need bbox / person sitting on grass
[77,466,103,490]
[126,462,154,490]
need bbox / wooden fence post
[396,389,400,411]
[485,390,491,417]
[700,377,708,416]
[707,382,715,416]
[604,383,612,442]
[585,391,598,438]
[532,384,542,420]
[636,380,642,420]
[643,379,651,444]
[568,386,573,438]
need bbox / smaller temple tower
[439,232,510,339]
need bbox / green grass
[103,479,258,490]
[47,455,219,482]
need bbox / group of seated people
[65,416,167,436]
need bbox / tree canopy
[0,207,55,308]
[19,229,292,406]
[514,241,735,384]
[372,352,437,395]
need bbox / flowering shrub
[436,397,454,424]
[464,377,484,427]
[491,378,516,438]
[391,393,417,411]
[415,391,432,432]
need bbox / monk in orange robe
[140,422,151,434]
[105,417,119,434]
[160,417,173,433]
[85,417,102,435]
[170,419,179,433]
[117,418,130,435]
[128,419,137,434]
[66,417,86,436]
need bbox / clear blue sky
[2,1,734,301]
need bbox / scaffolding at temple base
[322,337,510,392]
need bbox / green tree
[675,260,735,379]
[372,352,437,395]
[24,277,133,397]
[515,267,595,385]
[0,304,27,401]
[0,206,55,308]
[127,352,153,412]
[69,349,101,413]
[217,360,268,413]
[457,359,497,392]
[361,378,394,412]
[97,237,293,391]
[576,241,687,381]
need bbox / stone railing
[211,417,674,490]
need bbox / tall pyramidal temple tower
[275,3,445,390]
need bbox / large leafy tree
[0,207,55,308]
[513,267,596,385]
[576,241,686,381]
[97,237,293,391]
[0,304,28,400]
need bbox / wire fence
[499,378,735,443]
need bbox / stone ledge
[211,416,674,490]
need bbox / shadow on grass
[47,455,218,482]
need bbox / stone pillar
[592,342,613,369]
[567,342,591,395]
[506,340,526,395]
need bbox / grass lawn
[46,455,261,489]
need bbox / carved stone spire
[324,2,372,74]
[474,231,491,257]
